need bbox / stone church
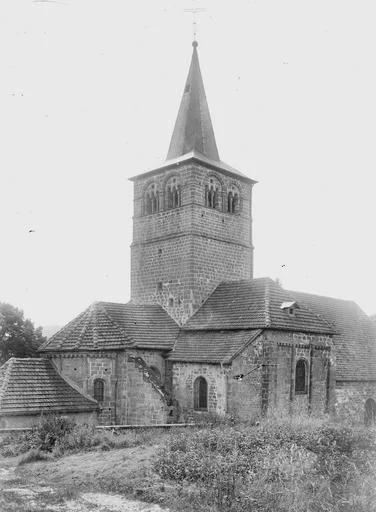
[1,41,376,427]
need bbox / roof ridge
[288,291,336,332]
[40,309,88,350]
[96,302,134,346]
[289,289,358,305]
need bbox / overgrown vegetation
[1,414,376,511]
[0,414,166,459]
[153,416,376,512]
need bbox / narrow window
[93,378,105,402]
[228,191,234,213]
[157,281,163,292]
[365,398,376,425]
[145,193,152,215]
[144,183,160,215]
[295,359,307,394]
[168,297,174,308]
[194,376,208,410]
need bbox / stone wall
[335,380,376,422]
[50,350,170,426]
[228,337,264,421]
[170,362,227,420]
[125,349,168,425]
[50,352,124,425]
[262,331,333,417]
[131,163,253,324]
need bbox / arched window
[205,177,222,210]
[227,185,240,213]
[144,183,161,215]
[365,398,376,426]
[150,365,161,382]
[295,359,307,394]
[194,376,208,410]
[165,176,181,210]
[93,378,105,402]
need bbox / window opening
[194,376,208,410]
[93,378,105,402]
[295,359,307,394]
[365,398,376,425]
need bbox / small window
[295,360,307,394]
[168,297,174,308]
[93,378,105,402]
[205,177,222,210]
[227,185,240,213]
[365,398,376,426]
[157,281,163,292]
[288,307,295,317]
[150,365,161,381]
[144,183,161,215]
[194,376,208,410]
[165,176,181,210]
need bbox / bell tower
[130,41,256,325]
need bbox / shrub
[18,448,50,465]
[154,420,376,512]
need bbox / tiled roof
[289,291,376,381]
[167,329,262,363]
[0,358,98,416]
[184,278,334,334]
[40,302,179,352]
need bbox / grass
[2,413,376,512]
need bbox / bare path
[0,448,169,512]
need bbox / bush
[18,448,50,465]
[154,421,376,512]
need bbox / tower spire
[166,41,220,162]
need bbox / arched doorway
[364,398,376,425]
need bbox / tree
[0,303,46,364]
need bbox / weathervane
[184,4,206,42]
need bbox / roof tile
[0,358,98,415]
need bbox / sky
[1,0,376,328]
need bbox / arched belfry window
[205,177,222,210]
[93,378,105,402]
[144,183,161,215]
[295,359,307,394]
[365,398,376,426]
[227,185,240,214]
[194,376,208,410]
[165,176,181,210]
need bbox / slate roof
[167,41,220,162]
[289,291,376,381]
[184,278,334,334]
[167,329,262,363]
[0,358,98,416]
[40,302,179,352]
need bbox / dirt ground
[0,446,171,511]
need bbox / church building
[1,41,376,427]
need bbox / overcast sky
[1,0,375,328]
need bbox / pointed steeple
[167,41,220,162]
